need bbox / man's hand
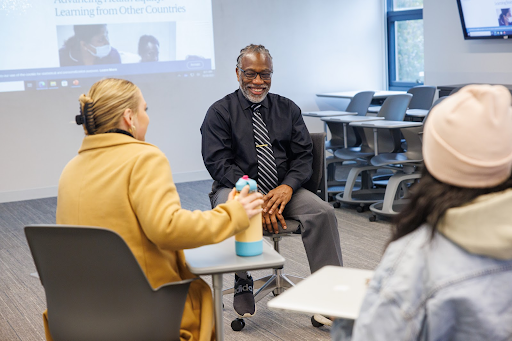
[262,210,287,234]
[262,184,293,215]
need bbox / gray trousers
[210,187,343,274]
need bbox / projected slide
[0,0,215,93]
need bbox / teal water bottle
[234,175,263,256]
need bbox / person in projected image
[499,8,511,26]
[42,78,263,341]
[201,44,343,325]
[138,35,160,62]
[58,24,121,66]
[332,85,512,340]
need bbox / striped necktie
[251,103,278,195]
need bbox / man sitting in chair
[200,44,343,320]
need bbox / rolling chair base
[368,172,421,221]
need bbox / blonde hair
[77,78,140,135]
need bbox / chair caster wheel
[369,215,377,222]
[333,202,341,208]
[356,206,365,213]
[311,315,324,328]
[231,318,245,331]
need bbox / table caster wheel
[356,206,365,213]
[369,215,377,222]
[231,318,245,331]
[311,315,323,328]
[333,202,341,208]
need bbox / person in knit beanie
[332,84,512,341]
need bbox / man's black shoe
[233,274,256,317]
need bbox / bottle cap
[236,175,258,192]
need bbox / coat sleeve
[201,106,245,189]
[128,148,250,251]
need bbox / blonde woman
[44,78,263,341]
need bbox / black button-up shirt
[201,89,313,193]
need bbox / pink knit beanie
[423,84,512,188]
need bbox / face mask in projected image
[86,43,112,59]
[0,0,216,93]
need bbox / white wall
[0,0,385,203]
[424,0,512,87]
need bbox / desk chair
[407,85,436,110]
[325,91,375,199]
[334,94,412,210]
[225,132,328,331]
[368,85,435,114]
[366,97,447,220]
[25,225,193,341]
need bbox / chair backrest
[25,225,193,341]
[361,94,412,154]
[346,91,375,116]
[449,86,463,95]
[302,132,327,200]
[407,85,436,110]
[402,96,448,159]
[376,93,412,121]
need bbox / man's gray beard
[239,85,269,104]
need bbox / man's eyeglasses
[238,67,273,80]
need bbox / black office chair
[25,225,194,341]
[225,132,328,331]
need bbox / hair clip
[75,114,84,125]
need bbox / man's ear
[235,67,241,83]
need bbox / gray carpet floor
[0,179,393,341]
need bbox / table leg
[212,274,224,341]
[343,123,348,148]
[373,128,378,156]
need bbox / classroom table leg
[212,274,224,341]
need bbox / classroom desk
[268,266,374,320]
[369,108,429,117]
[405,108,429,118]
[349,120,423,156]
[184,237,285,341]
[321,115,384,148]
[302,111,356,136]
[317,90,406,102]
[302,110,357,117]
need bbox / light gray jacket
[333,189,512,341]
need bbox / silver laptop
[267,266,374,320]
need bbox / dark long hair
[391,167,512,242]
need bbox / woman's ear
[121,108,133,128]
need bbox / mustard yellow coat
[44,133,249,341]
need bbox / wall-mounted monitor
[456,0,512,39]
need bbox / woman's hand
[228,186,263,219]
